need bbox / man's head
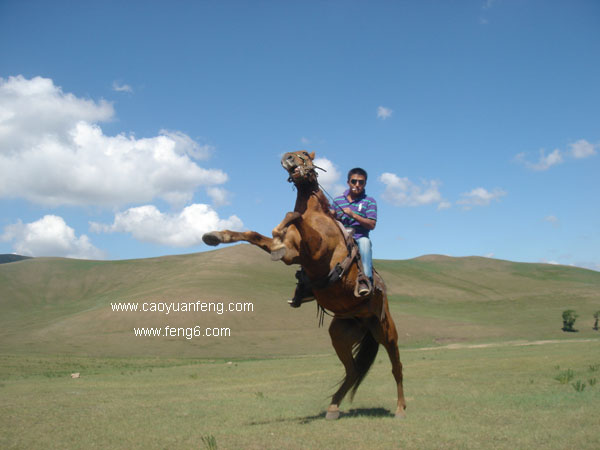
[347,167,367,196]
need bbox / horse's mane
[315,189,335,219]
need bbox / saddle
[312,220,379,298]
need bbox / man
[288,167,377,307]
[331,167,376,295]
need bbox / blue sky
[1,0,598,270]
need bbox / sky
[0,0,599,271]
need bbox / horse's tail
[350,329,379,400]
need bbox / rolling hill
[1,244,598,358]
[0,254,32,264]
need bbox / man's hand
[341,207,375,230]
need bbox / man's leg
[356,237,372,295]
[288,268,315,308]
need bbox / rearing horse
[202,150,406,419]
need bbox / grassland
[1,342,599,449]
[1,245,599,358]
[1,245,599,448]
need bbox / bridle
[285,152,322,185]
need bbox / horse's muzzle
[281,153,298,173]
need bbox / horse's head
[281,150,318,185]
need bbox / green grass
[1,245,599,358]
[1,342,599,449]
[1,245,600,448]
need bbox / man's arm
[341,208,376,230]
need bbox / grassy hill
[1,244,599,358]
[1,247,600,449]
[0,254,32,264]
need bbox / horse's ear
[309,151,315,160]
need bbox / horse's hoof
[202,232,222,246]
[271,246,286,261]
[395,408,407,419]
[325,405,340,420]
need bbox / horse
[202,150,406,419]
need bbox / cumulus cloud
[91,204,243,247]
[206,187,231,206]
[377,106,393,120]
[515,139,596,171]
[2,215,105,259]
[457,187,506,209]
[515,149,563,171]
[379,173,445,207]
[568,139,596,159]
[0,75,227,207]
[112,81,133,93]
[313,157,346,196]
[544,215,559,226]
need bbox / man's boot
[288,269,315,308]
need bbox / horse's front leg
[270,211,301,261]
[202,227,300,264]
[203,229,275,252]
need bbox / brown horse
[202,150,406,419]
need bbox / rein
[286,158,361,295]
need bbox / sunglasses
[350,179,365,186]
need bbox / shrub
[201,435,217,450]
[562,310,578,332]
[555,369,575,384]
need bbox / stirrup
[357,279,371,296]
[355,273,372,297]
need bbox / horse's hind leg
[327,318,365,420]
[371,306,407,418]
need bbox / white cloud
[515,149,563,171]
[313,157,346,196]
[544,215,559,226]
[0,75,227,207]
[0,75,113,153]
[457,187,506,209]
[379,173,445,207]
[112,81,133,93]
[2,215,105,259]
[540,258,561,266]
[377,106,393,120]
[515,138,596,171]
[159,129,214,160]
[568,139,596,159]
[91,204,243,247]
[437,201,452,210]
[206,187,231,206]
